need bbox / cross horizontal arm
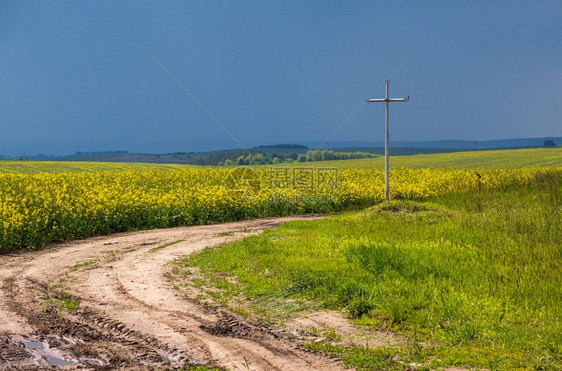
[368,97,409,103]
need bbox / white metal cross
[368,80,409,201]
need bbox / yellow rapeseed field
[0,166,559,253]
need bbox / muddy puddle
[0,335,103,368]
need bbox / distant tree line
[194,149,377,166]
[298,150,377,162]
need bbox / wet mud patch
[24,337,79,366]
[0,334,102,369]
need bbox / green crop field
[275,147,562,169]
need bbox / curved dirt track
[0,216,344,370]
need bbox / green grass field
[275,147,562,169]
[174,171,562,370]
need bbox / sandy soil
[0,216,347,370]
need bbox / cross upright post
[368,80,409,200]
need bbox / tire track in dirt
[0,216,344,370]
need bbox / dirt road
[0,217,344,370]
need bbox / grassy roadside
[172,172,561,370]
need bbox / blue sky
[1,1,561,154]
